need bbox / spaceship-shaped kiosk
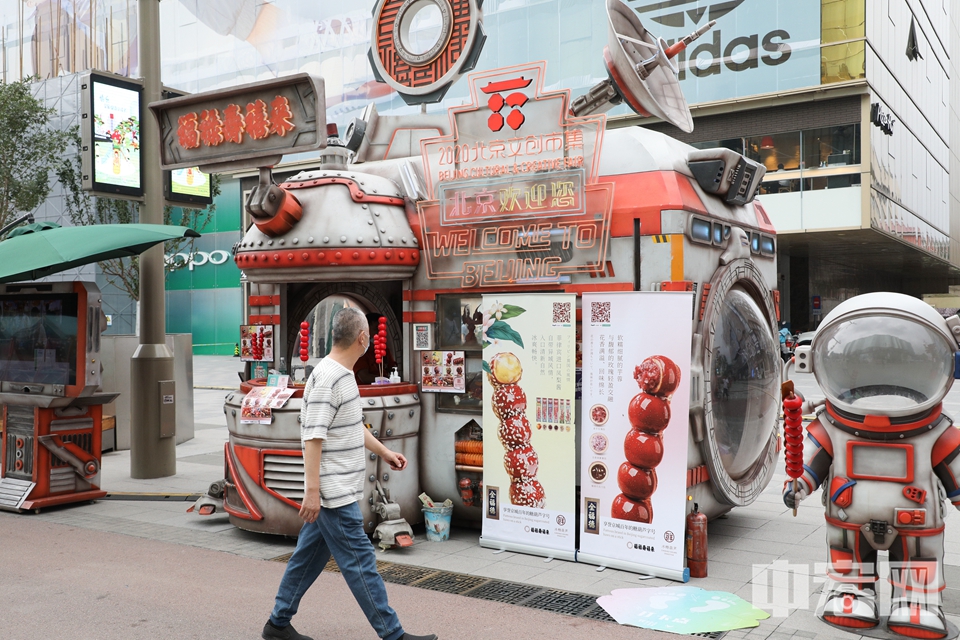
[151,0,778,581]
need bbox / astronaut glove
[782,484,808,509]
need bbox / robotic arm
[932,424,960,509]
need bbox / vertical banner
[579,292,693,581]
[480,294,577,560]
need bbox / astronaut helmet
[808,292,959,418]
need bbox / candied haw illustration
[628,392,670,433]
[492,383,526,419]
[498,414,532,449]
[504,445,539,480]
[509,478,545,508]
[617,462,658,501]
[635,355,681,397]
[611,493,652,523]
[623,429,664,469]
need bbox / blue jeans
[269,501,404,640]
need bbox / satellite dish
[570,0,715,133]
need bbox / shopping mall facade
[2,0,957,346]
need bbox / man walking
[263,307,436,640]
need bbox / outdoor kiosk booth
[0,281,116,512]
[166,0,783,578]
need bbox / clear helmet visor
[813,314,955,415]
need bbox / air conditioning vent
[263,455,304,500]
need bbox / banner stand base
[576,551,689,583]
[479,536,577,563]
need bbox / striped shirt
[300,358,366,509]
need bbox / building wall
[866,0,952,263]
[164,177,243,355]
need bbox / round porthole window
[697,258,780,506]
[394,0,453,67]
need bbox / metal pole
[130,0,175,478]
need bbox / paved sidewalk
[7,356,960,640]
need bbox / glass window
[746,131,801,172]
[822,0,865,44]
[803,125,860,168]
[436,295,483,350]
[691,139,745,154]
[436,355,484,413]
[821,41,866,84]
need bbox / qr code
[552,302,571,325]
[414,327,430,350]
[590,301,611,324]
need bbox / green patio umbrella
[0,222,201,284]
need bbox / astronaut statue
[785,292,960,639]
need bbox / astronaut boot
[819,583,880,630]
[888,599,948,639]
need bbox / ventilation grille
[49,467,76,493]
[263,455,304,500]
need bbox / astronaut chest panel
[844,441,915,483]
[824,419,942,526]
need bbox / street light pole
[130,0,175,478]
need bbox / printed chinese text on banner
[579,292,693,581]
[481,293,577,559]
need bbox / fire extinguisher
[685,502,708,578]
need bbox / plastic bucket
[422,506,453,542]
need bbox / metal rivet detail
[292,238,299,244]
[279,239,285,245]
[308,237,315,243]
[358,237,363,243]
[267,240,274,245]
[323,237,329,243]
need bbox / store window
[746,131,801,172]
[802,125,860,168]
[435,295,483,413]
[751,124,861,194]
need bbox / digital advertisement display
[91,76,142,196]
[579,292,693,579]
[167,167,213,206]
[481,293,577,558]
